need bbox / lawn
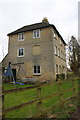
[3,78,78,118]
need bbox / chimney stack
[42,17,49,23]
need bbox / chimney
[42,17,49,23]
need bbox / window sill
[33,73,41,76]
[55,54,58,56]
[17,56,24,58]
[18,39,24,41]
[54,37,57,40]
[58,56,60,58]
[33,37,40,39]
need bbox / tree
[68,36,79,75]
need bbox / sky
[0,0,79,61]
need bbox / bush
[56,74,65,80]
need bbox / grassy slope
[3,79,78,118]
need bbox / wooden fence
[2,77,79,118]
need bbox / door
[12,69,16,82]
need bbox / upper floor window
[18,33,24,41]
[33,65,41,75]
[54,33,56,38]
[17,48,24,57]
[33,29,40,38]
[54,45,57,55]
[54,31,57,39]
[60,39,62,45]
[58,48,60,57]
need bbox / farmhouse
[2,18,67,80]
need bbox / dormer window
[18,33,24,41]
[33,29,40,38]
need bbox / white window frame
[33,65,41,75]
[60,39,62,45]
[54,33,56,38]
[59,65,61,74]
[18,33,24,41]
[58,48,60,57]
[54,31,57,39]
[54,45,57,55]
[33,29,40,38]
[17,48,24,57]
[56,64,58,74]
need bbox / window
[62,52,65,59]
[33,65,41,75]
[18,33,24,41]
[64,54,66,60]
[54,45,57,55]
[33,29,40,38]
[61,51,62,58]
[17,48,24,57]
[60,39,62,45]
[54,31,58,40]
[54,31,57,39]
[59,65,61,74]
[54,33,56,38]
[58,48,60,57]
[32,45,40,55]
[56,64,58,74]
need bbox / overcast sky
[0,0,79,61]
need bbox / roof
[1,54,8,62]
[7,22,66,45]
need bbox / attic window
[33,29,40,38]
[18,33,24,41]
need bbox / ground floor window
[33,65,41,75]
[56,64,58,74]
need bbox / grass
[2,78,78,118]
[56,96,78,118]
[3,82,33,90]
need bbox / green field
[3,78,78,118]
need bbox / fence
[2,77,78,118]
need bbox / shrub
[56,74,65,80]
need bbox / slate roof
[7,22,66,45]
